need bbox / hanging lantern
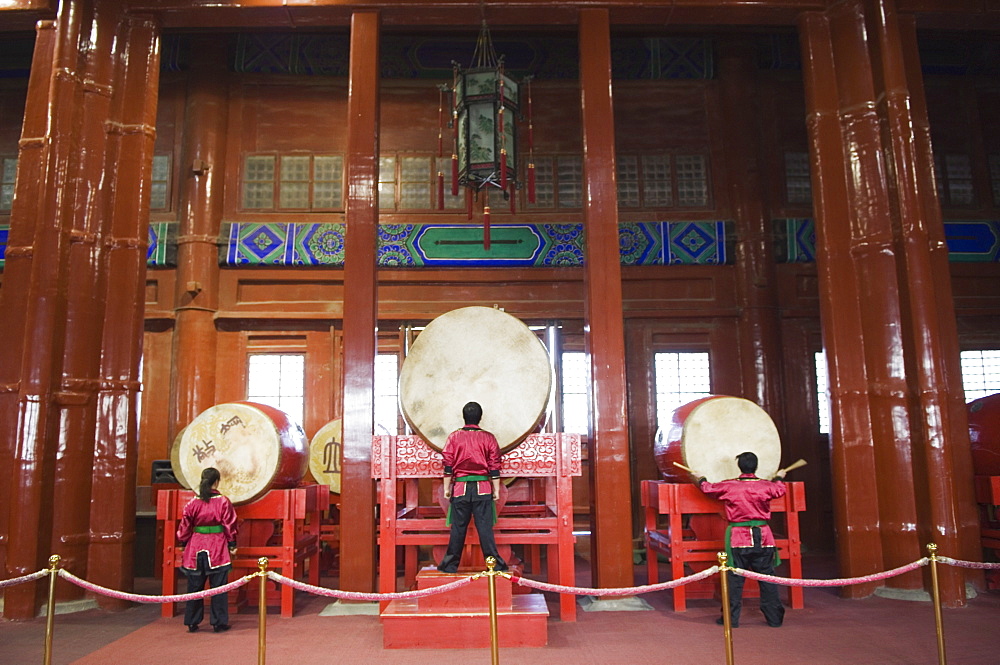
[439,20,534,248]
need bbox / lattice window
[642,155,673,207]
[675,154,709,207]
[561,351,589,435]
[1,156,18,211]
[617,155,640,208]
[557,156,583,208]
[243,155,276,209]
[961,350,1000,402]
[375,354,400,435]
[149,154,170,210]
[247,354,305,426]
[654,352,711,430]
[785,152,812,205]
[527,157,555,208]
[815,351,830,434]
[399,156,432,209]
[313,155,344,209]
[936,153,975,207]
[378,155,397,210]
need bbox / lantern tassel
[500,149,508,191]
[483,205,491,251]
[437,172,445,210]
[451,154,459,196]
[527,163,536,204]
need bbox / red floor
[2,555,999,665]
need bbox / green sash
[725,520,780,567]
[445,475,497,526]
[194,525,223,534]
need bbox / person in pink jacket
[176,467,239,633]
[698,451,786,628]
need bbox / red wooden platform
[381,566,548,648]
[157,484,328,618]
[372,433,580,622]
[641,480,806,612]
[974,475,1000,588]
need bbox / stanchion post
[927,543,947,665]
[258,557,269,665]
[717,552,735,665]
[486,557,501,665]
[43,554,60,665]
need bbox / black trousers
[183,551,231,628]
[727,538,785,626]
[438,486,506,573]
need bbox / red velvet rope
[732,558,929,587]
[937,557,1000,570]
[513,566,720,597]
[58,569,255,603]
[0,569,48,589]
[267,571,475,601]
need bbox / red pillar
[89,12,161,608]
[865,1,980,605]
[578,9,634,589]
[170,37,228,437]
[340,11,380,593]
[717,41,786,429]
[799,10,885,597]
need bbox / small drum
[398,306,552,453]
[309,418,343,494]
[654,395,781,483]
[177,401,308,504]
[968,393,1000,476]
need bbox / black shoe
[213,624,231,633]
[437,565,458,573]
[767,621,783,628]
[716,616,738,628]
[187,624,199,633]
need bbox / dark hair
[463,401,483,425]
[736,452,758,474]
[199,467,221,501]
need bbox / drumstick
[777,458,807,475]
[672,461,696,474]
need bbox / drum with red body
[654,395,782,483]
[968,393,1000,477]
[175,401,308,504]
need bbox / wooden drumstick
[672,461,696,474]
[777,458,807,476]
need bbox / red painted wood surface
[340,10,380,593]
[642,480,805,612]
[799,9,886,599]
[578,8,634,591]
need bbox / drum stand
[373,432,581,643]
[157,485,328,618]
[641,480,806,612]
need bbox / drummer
[437,401,508,573]
[697,452,786,628]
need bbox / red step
[415,566,513,611]
[381,593,549,648]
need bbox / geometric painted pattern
[147,221,175,267]
[943,220,1000,262]
[774,218,817,263]
[218,221,730,267]
[0,224,7,270]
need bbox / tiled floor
[2,555,999,665]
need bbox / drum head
[309,418,343,494]
[398,306,552,453]
[655,396,781,482]
[178,401,306,504]
[169,426,191,489]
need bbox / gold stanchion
[927,543,947,665]
[717,552,735,665]
[257,557,269,665]
[43,554,60,665]
[472,556,512,665]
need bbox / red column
[89,12,161,608]
[799,11,884,597]
[170,38,228,436]
[1,0,89,619]
[717,41,786,429]
[340,11,380,592]
[0,18,56,592]
[866,2,980,605]
[578,9,633,589]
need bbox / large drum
[309,418,343,494]
[175,401,308,504]
[654,395,781,483]
[398,306,552,453]
[968,393,1000,476]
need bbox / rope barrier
[731,558,929,588]
[57,568,256,603]
[936,557,1000,570]
[266,570,476,601]
[513,565,720,596]
[0,569,47,589]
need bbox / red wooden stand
[372,433,581,623]
[157,485,328,618]
[974,476,1000,589]
[641,480,806,612]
